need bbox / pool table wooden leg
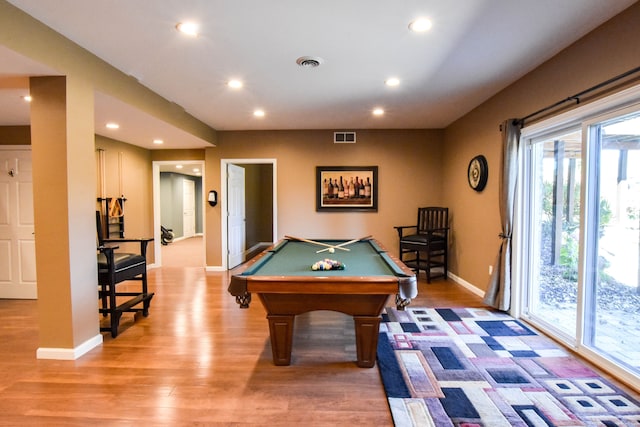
[353,316,382,368]
[235,292,252,308]
[395,294,411,311]
[267,314,295,366]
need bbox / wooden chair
[96,211,154,337]
[394,207,449,283]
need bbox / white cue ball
[328,247,335,253]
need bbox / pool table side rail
[228,237,416,300]
[244,276,403,294]
[227,240,279,297]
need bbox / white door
[227,164,246,268]
[0,149,37,299]
[182,179,196,238]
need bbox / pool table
[228,237,417,368]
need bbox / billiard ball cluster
[311,259,345,271]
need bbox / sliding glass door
[525,128,582,340]
[583,112,640,373]
[521,98,640,385]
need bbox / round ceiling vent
[296,56,324,68]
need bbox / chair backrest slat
[417,207,448,233]
[96,210,105,246]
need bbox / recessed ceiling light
[22,95,32,102]
[176,21,199,36]
[373,108,385,116]
[105,122,119,129]
[228,79,243,89]
[176,165,183,169]
[409,18,432,32]
[193,168,200,173]
[385,78,400,87]
[153,139,164,145]
[253,109,265,117]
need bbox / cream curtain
[483,119,522,311]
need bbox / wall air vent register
[334,131,356,143]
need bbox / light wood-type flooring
[0,238,487,426]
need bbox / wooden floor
[160,235,204,267]
[0,242,484,425]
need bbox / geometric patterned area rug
[377,307,640,427]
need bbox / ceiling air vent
[296,56,324,68]
[334,131,356,143]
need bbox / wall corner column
[30,75,102,359]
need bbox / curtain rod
[515,65,640,127]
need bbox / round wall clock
[467,155,488,192]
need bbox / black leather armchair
[394,207,449,283]
[96,211,154,337]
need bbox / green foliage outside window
[542,182,612,280]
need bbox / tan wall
[95,135,154,261]
[205,129,444,266]
[442,1,640,291]
[150,149,205,162]
[0,126,30,145]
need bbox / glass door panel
[526,129,582,338]
[585,113,640,373]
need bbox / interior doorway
[221,159,277,270]
[152,160,205,267]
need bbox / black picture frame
[316,166,378,212]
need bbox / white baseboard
[447,272,486,298]
[206,265,225,272]
[245,242,263,255]
[244,242,272,257]
[36,333,103,360]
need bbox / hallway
[160,235,204,268]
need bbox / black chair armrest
[102,237,153,258]
[97,245,117,271]
[394,225,416,239]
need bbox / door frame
[220,158,277,270]
[152,160,205,267]
[515,83,640,391]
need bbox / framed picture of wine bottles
[316,166,378,212]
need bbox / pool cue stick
[315,235,372,253]
[284,235,351,251]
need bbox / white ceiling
[1,0,637,149]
